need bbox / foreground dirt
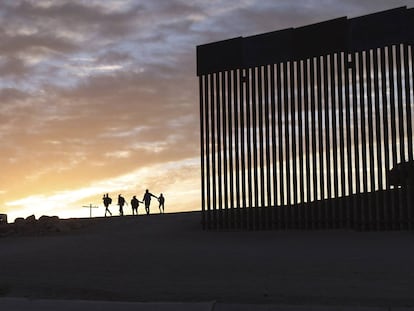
[0,212,414,307]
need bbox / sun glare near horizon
[4,158,201,222]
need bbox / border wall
[197,7,414,230]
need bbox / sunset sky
[1,0,414,221]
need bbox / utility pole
[82,204,99,218]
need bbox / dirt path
[1,212,413,307]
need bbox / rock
[14,218,25,225]
[38,215,59,224]
[0,214,8,224]
[25,215,36,224]
[7,215,79,237]
[12,215,37,235]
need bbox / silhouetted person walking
[118,194,126,216]
[130,195,143,215]
[142,189,157,215]
[103,193,112,217]
[158,193,165,214]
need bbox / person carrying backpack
[118,194,127,216]
[131,195,143,215]
[103,193,112,217]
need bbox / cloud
[5,1,143,37]
[0,56,31,78]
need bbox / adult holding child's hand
[142,189,157,215]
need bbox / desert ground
[1,211,414,310]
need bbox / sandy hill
[1,211,414,308]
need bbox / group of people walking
[102,190,165,217]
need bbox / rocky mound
[0,215,91,237]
